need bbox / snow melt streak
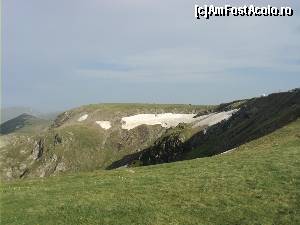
[193,109,238,127]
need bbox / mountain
[1,117,299,224]
[1,89,300,224]
[1,89,299,180]
[108,89,300,168]
[1,107,37,123]
[0,113,51,135]
[0,103,213,179]
[1,107,59,123]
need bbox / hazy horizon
[3,0,300,112]
[2,87,299,114]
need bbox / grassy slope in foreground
[1,119,300,225]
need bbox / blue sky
[2,0,300,112]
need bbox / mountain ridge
[1,89,299,180]
[0,103,213,179]
[107,88,300,168]
[0,113,50,135]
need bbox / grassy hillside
[186,88,300,158]
[1,119,299,225]
[0,104,212,180]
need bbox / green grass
[1,119,300,225]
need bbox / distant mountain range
[1,107,59,123]
[0,113,51,135]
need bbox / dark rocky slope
[108,88,300,168]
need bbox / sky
[2,0,300,112]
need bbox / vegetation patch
[1,119,299,224]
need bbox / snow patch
[96,121,112,130]
[78,114,88,122]
[121,109,238,130]
[121,113,197,130]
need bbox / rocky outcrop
[52,111,72,128]
[54,134,62,145]
[32,139,45,160]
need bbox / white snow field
[121,109,238,130]
[77,114,88,122]
[121,113,197,130]
[96,121,112,130]
[192,109,238,128]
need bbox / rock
[54,133,62,145]
[32,139,44,160]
